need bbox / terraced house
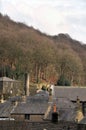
[0,77,86,129]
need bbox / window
[25,114,30,120]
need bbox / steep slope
[0,13,86,85]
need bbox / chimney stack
[25,73,30,96]
[0,94,4,103]
[52,104,58,123]
[75,96,84,122]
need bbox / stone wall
[77,124,86,130]
[0,121,77,130]
[11,114,43,121]
[11,114,24,120]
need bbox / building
[53,86,86,116]
[0,89,77,122]
[0,77,23,101]
[11,91,49,121]
[0,83,85,122]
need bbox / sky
[0,0,86,44]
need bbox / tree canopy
[0,13,86,86]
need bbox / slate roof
[11,102,48,114]
[9,96,22,102]
[11,91,49,115]
[0,77,16,82]
[0,77,20,82]
[55,97,76,121]
[54,86,86,102]
[0,101,13,117]
[79,117,86,124]
[0,90,78,122]
[44,97,76,122]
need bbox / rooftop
[0,89,79,122]
[0,77,15,82]
[79,117,86,124]
[54,86,86,102]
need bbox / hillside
[0,13,86,86]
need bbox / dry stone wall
[0,121,77,130]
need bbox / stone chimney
[75,96,84,122]
[22,95,27,103]
[53,104,57,113]
[52,104,58,123]
[0,94,4,103]
[24,73,30,96]
[14,101,18,106]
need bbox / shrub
[57,75,71,86]
[41,85,46,91]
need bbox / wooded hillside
[0,13,86,86]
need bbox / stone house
[53,86,86,116]
[11,91,49,121]
[0,77,23,101]
[0,83,84,122]
[0,90,77,122]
